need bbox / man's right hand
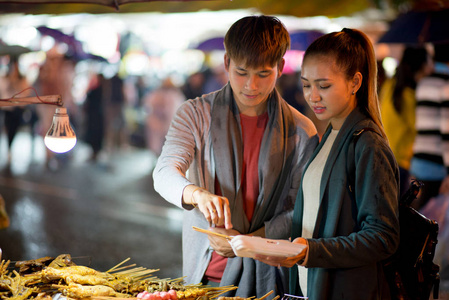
[183,185,233,229]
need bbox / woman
[380,46,432,197]
[255,28,400,299]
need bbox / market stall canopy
[378,7,449,44]
[0,0,393,17]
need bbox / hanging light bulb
[44,107,77,153]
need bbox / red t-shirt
[204,112,268,283]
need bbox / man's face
[225,55,284,116]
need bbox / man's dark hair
[224,15,290,68]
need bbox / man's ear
[277,58,285,78]
[352,71,363,93]
[224,54,230,72]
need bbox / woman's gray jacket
[289,108,400,300]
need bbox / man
[153,15,318,298]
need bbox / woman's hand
[207,227,240,257]
[254,238,308,268]
[184,185,232,229]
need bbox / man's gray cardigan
[153,84,318,297]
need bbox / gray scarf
[211,83,296,298]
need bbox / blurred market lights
[283,50,305,74]
[1,25,38,48]
[160,49,205,83]
[76,20,120,62]
[382,56,398,78]
[121,50,151,76]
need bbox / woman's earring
[352,91,355,95]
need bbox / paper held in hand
[229,235,307,259]
[191,226,306,258]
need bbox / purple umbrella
[289,30,324,51]
[37,26,107,62]
[37,26,82,50]
[194,37,224,52]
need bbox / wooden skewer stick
[115,266,146,274]
[257,290,274,300]
[192,226,233,240]
[107,263,137,273]
[106,257,131,273]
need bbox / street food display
[0,254,254,300]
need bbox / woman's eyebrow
[300,76,329,82]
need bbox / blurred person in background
[83,72,106,162]
[34,47,77,170]
[153,15,318,298]
[0,57,32,165]
[276,71,306,114]
[103,73,128,155]
[380,46,433,197]
[203,64,229,94]
[143,77,184,156]
[410,43,449,209]
[182,71,206,100]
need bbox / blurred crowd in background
[0,10,392,170]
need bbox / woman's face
[301,55,359,130]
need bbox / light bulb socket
[54,107,68,116]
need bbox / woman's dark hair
[303,28,387,139]
[393,46,428,113]
[224,15,290,68]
